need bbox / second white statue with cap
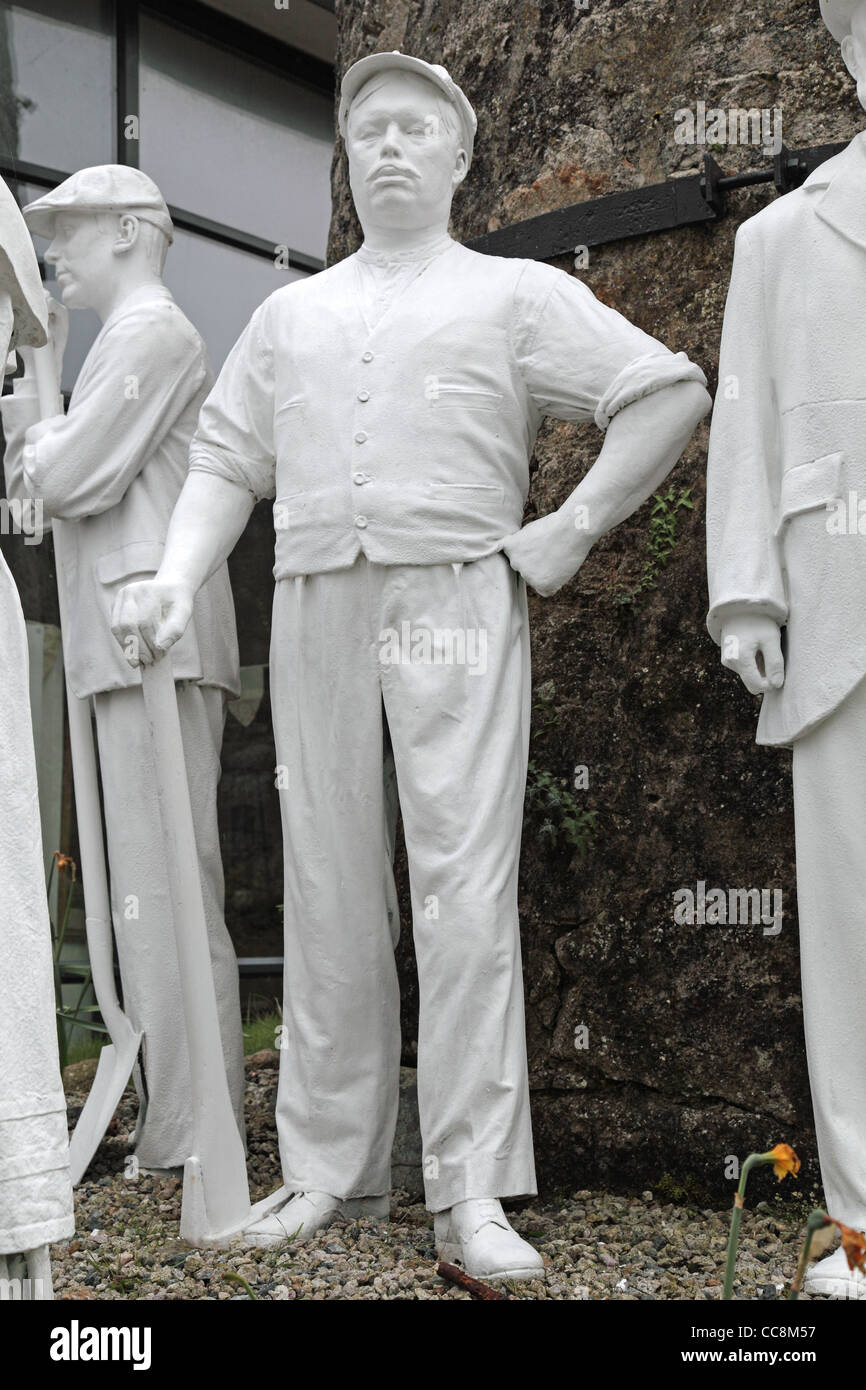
[1,166,246,1173]
[112,55,710,1278]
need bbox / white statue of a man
[0,175,74,1298]
[113,53,710,1278]
[0,167,246,1173]
[707,0,866,1300]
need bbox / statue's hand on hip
[500,512,591,597]
[111,578,194,668]
[720,614,785,695]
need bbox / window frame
[0,0,333,273]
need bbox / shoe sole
[804,1276,866,1299]
[437,1240,545,1282]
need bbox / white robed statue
[0,175,74,1298]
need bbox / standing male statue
[707,0,866,1300]
[113,54,709,1277]
[0,174,74,1299]
[1,166,245,1174]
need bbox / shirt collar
[101,283,174,333]
[805,130,866,253]
[355,233,455,267]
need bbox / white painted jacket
[707,132,866,746]
[1,286,240,701]
[188,239,706,575]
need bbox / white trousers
[792,674,866,1230]
[93,681,245,1168]
[270,553,537,1211]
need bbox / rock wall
[329,0,864,1203]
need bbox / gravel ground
[53,1052,826,1301]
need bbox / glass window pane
[162,229,309,371]
[140,14,333,259]
[0,0,114,170]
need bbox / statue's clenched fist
[720,613,785,695]
[111,578,193,667]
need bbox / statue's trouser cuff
[792,671,866,1232]
[270,553,537,1211]
[92,681,246,1169]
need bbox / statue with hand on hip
[113,53,710,1278]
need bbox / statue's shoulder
[258,256,356,318]
[448,244,565,312]
[733,182,818,252]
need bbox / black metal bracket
[468,140,848,260]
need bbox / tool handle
[19,344,125,1032]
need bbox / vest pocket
[428,385,503,411]
[428,482,506,501]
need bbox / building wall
[330,0,863,1201]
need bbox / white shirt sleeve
[188,301,277,503]
[513,260,707,430]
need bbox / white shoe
[241,1190,389,1248]
[434,1198,545,1281]
[804,1246,866,1299]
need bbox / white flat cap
[23,165,173,242]
[820,0,863,41]
[338,51,477,166]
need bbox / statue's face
[841,4,866,109]
[43,211,116,309]
[346,70,467,232]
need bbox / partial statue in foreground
[114,52,709,1278]
[0,175,74,1297]
[707,0,866,1301]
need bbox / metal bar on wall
[467,141,847,260]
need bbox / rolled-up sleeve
[513,260,707,429]
[188,301,277,502]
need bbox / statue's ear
[113,213,140,255]
[841,33,859,83]
[452,147,469,188]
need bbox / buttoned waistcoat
[189,240,705,576]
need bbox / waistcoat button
[354,514,368,528]
[362,351,373,362]
[357,389,370,402]
[354,431,368,444]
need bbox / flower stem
[722,1154,761,1300]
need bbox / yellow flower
[764,1143,800,1181]
[833,1221,866,1274]
[52,851,77,881]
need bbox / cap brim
[21,203,61,240]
